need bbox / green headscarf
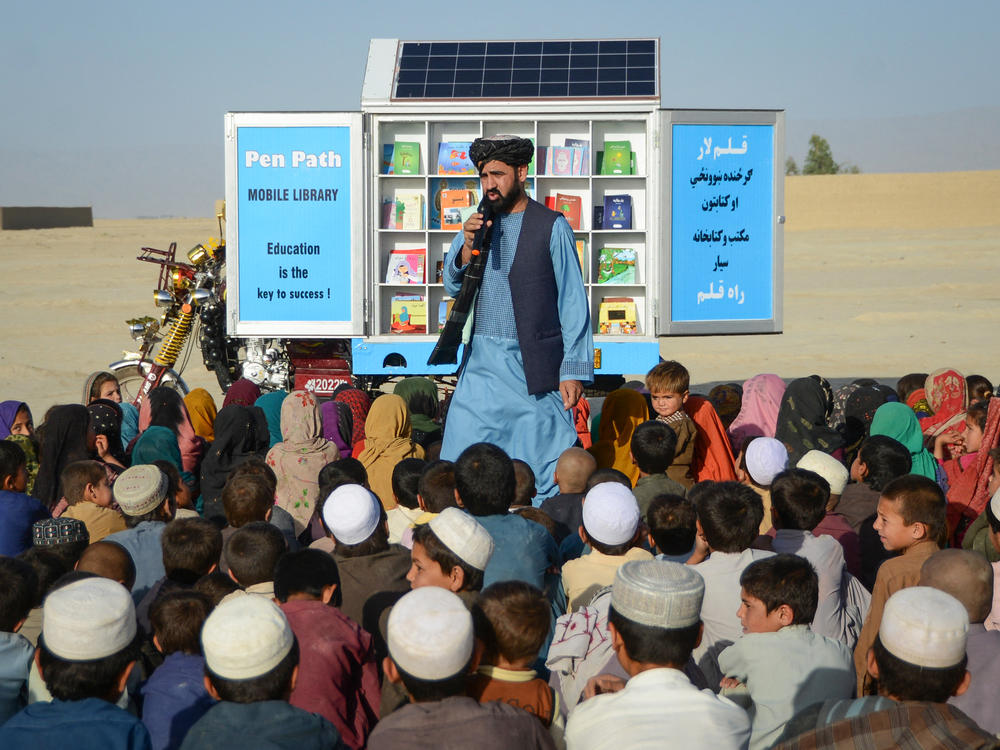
[392,377,440,435]
[255,390,287,449]
[869,402,939,481]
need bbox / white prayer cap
[388,587,473,680]
[322,484,382,544]
[202,595,294,680]
[611,560,705,629]
[582,482,641,546]
[429,507,494,570]
[43,577,136,660]
[797,450,849,495]
[113,464,168,517]
[879,586,968,669]
[745,437,788,486]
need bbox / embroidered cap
[745,437,788,486]
[43,577,136,660]
[322,484,382,545]
[879,586,968,669]
[33,517,89,547]
[428,507,494,571]
[797,450,849,495]
[202,595,294,680]
[113,464,168,517]
[582,482,641,546]
[387,587,473,680]
[612,559,705,629]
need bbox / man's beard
[485,180,524,213]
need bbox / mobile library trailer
[224,38,783,394]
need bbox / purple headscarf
[320,400,353,456]
[0,401,27,439]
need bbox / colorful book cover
[598,296,638,335]
[575,239,586,276]
[597,247,637,284]
[391,294,426,334]
[527,137,536,176]
[440,189,472,230]
[548,147,573,176]
[437,142,476,175]
[393,190,424,230]
[381,199,394,229]
[565,139,590,175]
[437,297,455,332]
[429,177,479,229]
[555,193,582,230]
[385,248,426,284]
[603,194,633,230]
[601,141,632,175]
[381,144,394,175]
[392,141,420,175]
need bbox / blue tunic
[441,211,593,500]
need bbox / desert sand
[2,170,998,420]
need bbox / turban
[469,135,534,170]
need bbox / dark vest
[506,199,564,395]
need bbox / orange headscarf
[685,395,738,482]
[357,394,424,510]
[183,388,218,442]
[588,388,649,486]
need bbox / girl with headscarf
[727,374,785,454]
[184,388,218,443]
[708,383,743,431]
[254,390,287,449]
[334,385,372,453]
[839,384,896,463]
[82,371,121,405]
[392,377,442,448]
[0,401,33,439]
[320,400,353,457]
[685,395,738,482]
[87,399,128,480]
[774,376,844,464]
[920,368,968,437]
[265,390,340,537]
[588,388,649,487]
[357,393,424,510]
[869,402,939,482]
[200,404,271,525]
[119,402,140,454]
[138,387,204,476]
[34,405,93,509]
[222,377,262,408]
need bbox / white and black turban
[469,135,534,170]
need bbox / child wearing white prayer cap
[407,507,494,606]
[774,586,996,748]
[564,560,751,750]
[180,595,347,750]
[368,587,555,750]
[561,482,652,611]
[0,576,150,749]
[737,436,788,535]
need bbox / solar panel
[393,39,658,100]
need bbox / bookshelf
[372,114,654,339]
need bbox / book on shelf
[385,248,426,284]
[548,147,574,176]
[597,247,637,284]
[429,178,479,229]
[437,142,476,175]
[393,190,423,230]
[437,297,455,332]
[392,141,420,175]
[555,193,582,231]
[527,137,536,175]
[544,196,556,211]
[390,295,426,334]
[601,140,632,175]
[575,239,586,276]
[440,188,473,230]
[381,144,394,175]
[603,194,633,230]
[381,199,394,229]
[593,205,604,230]
[565,138,590,175]
[598,297,638,335]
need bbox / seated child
[777,586,993,748]
[181,596,345,749]
[219,473,284,572]
[386,457,425,544]
[647,493,697,562]
[141,591,215,750]
[539,447,597,544]
[839,434,912,533]
[60,460,124,542]
[224,521,286,599]
[718,554,855,750]
[688,480,773,690]
[853,473,945,694]
[0,557,38,722]
[32,517,89,569]
[313,458,370,554]
[77,541,137,591]
[274,549,380,749]
[368,587,555,749]
[769,469,861,645]
[563,560,750,749]
[796,450,861,578]
[738,437,788,535]
[14,547,67,646]
[630,420,686,516]
[0,441,49,556]
[0,577,149,748]
[562,482,652,611]
[193,571,240,610]
[398,460,458,548]
[645,361,697,487]
[511,459,537,509]
[469,581,561,736]
[408,507,494,607]
[226,459,298,549]
[967,374,993,402]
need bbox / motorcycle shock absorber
[155,304,194,367]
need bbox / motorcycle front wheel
[109,363,189,404]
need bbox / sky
[1,0,997,218]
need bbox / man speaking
[439,135,593,499]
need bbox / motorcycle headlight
[188,244,209,265]
[190,288,213,306]
[153,290,174,308]
[129,322,148,338]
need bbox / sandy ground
[2,171,998,420]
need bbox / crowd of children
[0,364,999,748]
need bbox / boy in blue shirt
[0,441,48,556]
